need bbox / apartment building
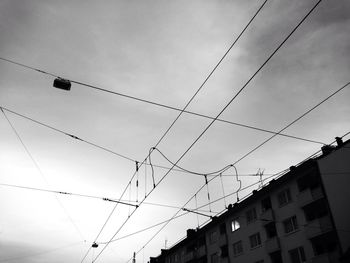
[149,137,350,263]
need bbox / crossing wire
[120,0,327,260]
[0,106,275,177]
[82,1,270,261]
[1,108,86,241]
[126,131,350,262]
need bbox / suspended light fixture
[92,242,99,248]
[53,77,71,91]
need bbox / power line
[231,81,350,166]
[126,131,350,261]
[0,106,273,177]
[91,0,324,261]
[1,108,86,241]
[0,68,325,145]
[82,2,270,262]
[99,172,279,246]
[0,181,218,213]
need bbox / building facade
[149,137,350,263]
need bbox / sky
[0,0,349,262]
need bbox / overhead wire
[231,81,350,167]
[81,2,270,262]
[91,0,327,260]
[126,131,350,261]
[1,108,86,241]
[0,106,272,177]
[86,1,270,261]
[122,0,327,259]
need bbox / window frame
[232,240,243,256]
[246,208,257,224]
[231,218,241,232]
[278,188,292,207]
[249,232,262,249]
[283,215,299,234]
[289,246,306,263]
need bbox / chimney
[335,137,343,147]
[187,229,196,238]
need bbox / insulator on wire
[135,161,139,172]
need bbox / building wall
[318,145,350,254]
[151,141,350,263]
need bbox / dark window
[278,189,292,206]
[311,233,338,255]
[219,223,226,235]
[261,197,272,212]
[246,208,257,224]
[270,251,283,263]
[220,245,228,258]
[289,247,306,263]
[209,230,218,244]
[297,170,320,192]
[198,236,206,246]
[249,233,262,248]
[265,222,277,238]
[303,199,328,221]
[283,216,299,233]
[233,241,243,256]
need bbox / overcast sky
[0,0,349,262]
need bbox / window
[220,223,226,235]
[270,251,283,263]
[265,222,277,238]
[220,245,228,258]
[289,247,306,263]
[233,241,243,256]
[231,218,240,232]
[278,188,292,206]
[211,253,219,263]
[283,216,298,234]
[261,197,272,212]
[249,233,262,248]
[246,208,257,224]
[209,230,218,244]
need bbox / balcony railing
[260,209,275,226]
[297,186,324,207]
[311,252,339,263]
[265,237,280,253]
[305,216,333,239]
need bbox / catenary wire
[91,1,323,261]
[99,171,280,246]
[127,132,350,261]
[231,81,350,166]
[82,2,269,262]
[1,109,86,241]
[0,106,273,177]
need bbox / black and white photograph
[0,0,349,262]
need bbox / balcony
[311,252,339,263]
[265,237,280,253]
[305,216,333,239]
[297,186,324,207]
[260,209,274,226]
